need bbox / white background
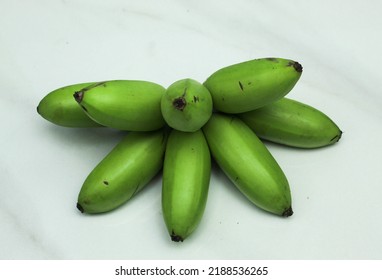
[1,0,382,260]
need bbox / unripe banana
[73,80,166,131]
[160,79,213,132]
[162,129,211,242]
[202,113,292,217]
[77,129,168,214]
[203,58,303,113]
[37,82,103,127]
[238,98,342,148]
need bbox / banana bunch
[37,57,342,242]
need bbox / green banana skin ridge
[202,113,293,217]
[238,98,343,148]
[37,82,103,127]
[161,78,213,132]
[74,80,166,131]
[162,129,211,242]
[203,57,303,114]
[77,128,168,214]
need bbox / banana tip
[337,130,343,142]
[76,202,84,213]
[73,91,84,103]
[171,231,184,242]
[329,130,343,144]
[282,207,293,217]
[172,97,186,111]
[292,61,303,73]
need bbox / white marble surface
[1,0,382,260]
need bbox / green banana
[162,129,211,242]
[161,79,213,132]
[202,113,292,217]
[77,129,168,214]
[73,80,166,131]
[37,82,103,127]
[238,98,342,148]
[203,58,303,113]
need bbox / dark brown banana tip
[293,61,303,73]
[76,203,84,213]
[337,130,343,142]
[172,97,186,111]
[329,130,343,143]
[282,207,293,217]
[171,231,184,242]
[73,91,84,103]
